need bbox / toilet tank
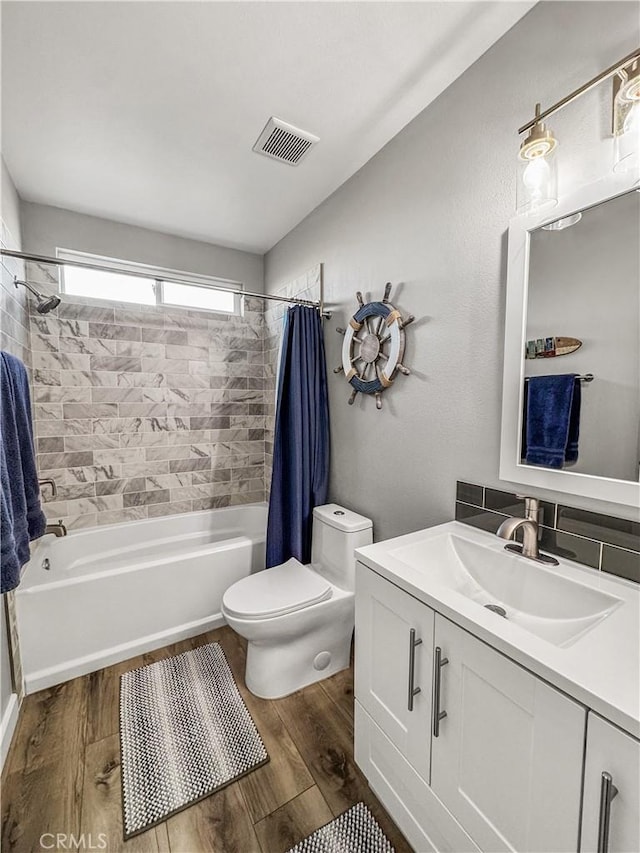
[311,504,373,591]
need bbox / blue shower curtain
[266,306,330,568]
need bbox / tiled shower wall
[27,262,267,529]
[264,264,322,495]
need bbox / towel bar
[525,373,593,383]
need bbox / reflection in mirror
[523,189,640,482]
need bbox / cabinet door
[581,713,640,853]
[355,701,481,853]
[431,615,586,853]
[355,562,434,782]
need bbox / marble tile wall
[264,264,323,497]
[27,262,267,529]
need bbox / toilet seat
[222,557,333,621]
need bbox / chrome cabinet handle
[407,628,423,712]
[597,771,618,853]
[432,646,449,737]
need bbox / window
[162,281,235,314]
[57,249,242,315]
[62,265,157,305]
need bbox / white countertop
[355,521,640,739]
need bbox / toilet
[222,503,373,699]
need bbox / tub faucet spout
[45,519,67,537]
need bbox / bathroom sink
[388,533,622,646]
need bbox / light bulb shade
[516,143,558,214]
[613,66,640,175]
[613,97,640,177]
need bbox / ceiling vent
[253,117,319,166]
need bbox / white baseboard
[0,692,20,771]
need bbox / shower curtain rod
[0,248,329,316]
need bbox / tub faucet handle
[38,478,57,499]
[45,519,67,537]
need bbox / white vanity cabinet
[431,615,585,853]
[354,561,434,782]
[581,714,640,853]
[354,561,588,852]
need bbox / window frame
[56,248,244,316]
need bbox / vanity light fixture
[516,48,640,213]
[613,59,640,174]
[517,103,558,213]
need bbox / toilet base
[244,617,353,699]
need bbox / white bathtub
[15,504,267,693]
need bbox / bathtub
[15,503,267,693]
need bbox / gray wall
[1,157,30,366]
[265,1,640,542]
[1,156,21,245]
[21,202,264,294]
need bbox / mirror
[500,173,640,507]
[526,190,639,480]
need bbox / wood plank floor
[1,626,412,853]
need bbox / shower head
[36,294,62,314]
[14,278,61,314]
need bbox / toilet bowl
[222,504,373,699]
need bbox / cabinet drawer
[355,700,480,853]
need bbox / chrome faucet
[45,519,67,537]
[496,497,558,565]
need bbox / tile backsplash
[455,480,639,584]
[28,262,267,529]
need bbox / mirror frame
[500,170,640,508]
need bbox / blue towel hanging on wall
[523,374,581,469]
[1,351,47,593]
[266,306,330,568]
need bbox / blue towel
[1,351,47,593]
[524,374,581,469]
[1,441,19,591]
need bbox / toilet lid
[222,558,333,620]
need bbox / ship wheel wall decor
[334,282,414,409]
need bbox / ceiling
[1,2,534,254]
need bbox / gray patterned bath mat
[119,642,268,838]
[287,803,395,853]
